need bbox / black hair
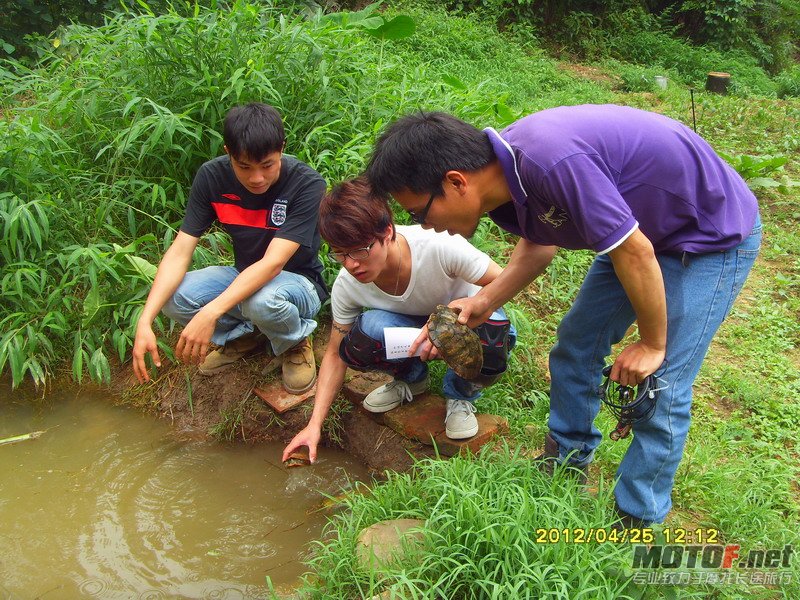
[223,103,285,160]
[365,111,496,198]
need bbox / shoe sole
[362,400,401,414]
[283,373,317,395]
[445,424,479,439]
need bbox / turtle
[284,449,312,468]
[426,305,483,380]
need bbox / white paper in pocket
[383,327,425,359]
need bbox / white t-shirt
[331,225,492,324]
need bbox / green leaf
[125,254,157,281]
[442,74,467,90]
[359,16,386,30]
[83,285,102,326]
[362,15,416,40]
[748,177,782,188]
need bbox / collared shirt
[486,104,758,254]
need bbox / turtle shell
[284,450,311,468]
[426,305,483,380]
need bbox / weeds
[298,445,634,599]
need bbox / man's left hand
[175,308,218,364]
[611,341,665,387]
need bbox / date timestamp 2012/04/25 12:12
[534,527,720,544]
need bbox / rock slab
[253,380,316,414]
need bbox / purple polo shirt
[486,104,758,254]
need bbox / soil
[112,326,433,475]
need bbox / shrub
[775,65,800,98]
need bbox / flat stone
[342,371,393,404]
[433,414,508,457]
[382,394,446,443]
[253,380,316,414]
[356,518,425,570]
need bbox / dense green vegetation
[1,1,798,598]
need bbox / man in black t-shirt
[132,103,327,394]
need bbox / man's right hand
[283,424,322,464]
[132,323,161,383]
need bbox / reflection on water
[0,389,369,599]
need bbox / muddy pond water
[0,388,370,599]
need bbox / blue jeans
[350,308,516,402]
[548,216,761,523]
[162,266,321,356]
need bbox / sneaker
[198,331,266,375]
[445,398,479,439]
[534,433,588,484]
[282,337,316,394]
[362,375,429,413]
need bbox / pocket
[723,247,759,319]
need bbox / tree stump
[705,72,731,95]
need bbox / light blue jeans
[548,216,761,523]
[162,266,321,356]
[355,308,516,402]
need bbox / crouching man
[132,103,327,393]
[283,178,516,463]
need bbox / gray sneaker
[362,375,429,413]
[445,398,479,439]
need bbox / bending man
[365,105,760,525]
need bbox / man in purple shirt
[365,104,761,526]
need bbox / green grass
[298,445,637,599]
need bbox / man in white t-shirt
[283,178,516,463]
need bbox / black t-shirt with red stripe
[180,154,328,302]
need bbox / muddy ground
[114,331,438,475]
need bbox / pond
[0,388,369,599]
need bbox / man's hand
[448,295,493,328]
[283,425,322,463]
[611,341,665,387]
[175,307,218,364]
[132,323,161,383]
[408,324,440,361]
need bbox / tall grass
[0,1,522,387]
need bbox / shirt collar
[483,126,527,204]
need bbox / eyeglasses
[328,240,377,263]
[408,192,436,225]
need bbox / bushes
[776,65,800,98]
[0,1,553,387]
[1,3,394,386]
[439,0,799,74]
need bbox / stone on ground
[356,518,426,570]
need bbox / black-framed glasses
[328,240,377,263]
[408,192,436,225]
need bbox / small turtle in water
[426,305,483,380]
[284,449,312,468]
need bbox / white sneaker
[445,399,479,439]
[362,375,429,413]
